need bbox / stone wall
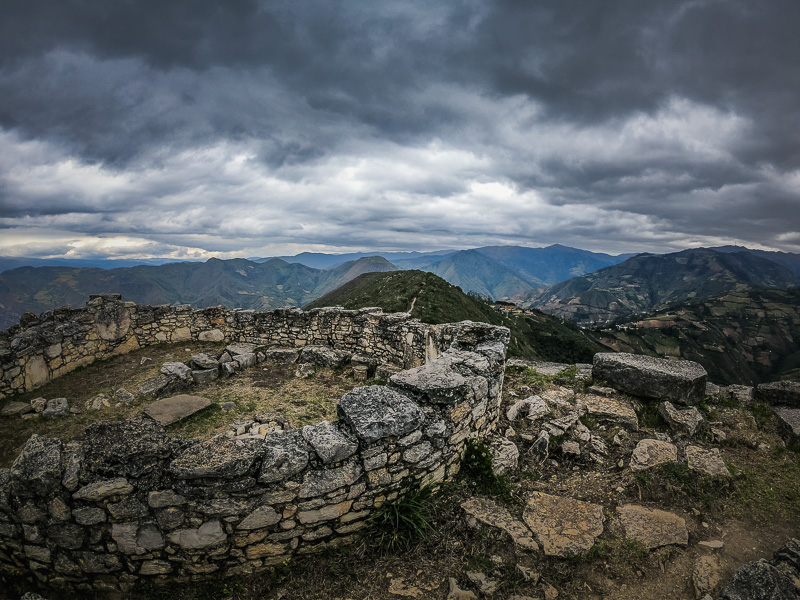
[0,296,510,594]
[0,294,462,400]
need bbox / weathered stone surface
[616,504,688,549]
[148,489,186,508]
[73,478,134,501]
[448,577,478,600]
[299,461,362,498]
[630,439,678,472]
[191,368,218,384]
[170,436,264,479]
[144,394,211,426]
[160,362,192,381]
[756,381,800,406]
[722,384,754,405]
[298,500,353,524]
[233,353,257,369]
[108,496,149,520]
[593,353,707,405]
[694,554,721,598]
[585,395,639,431]
[48,523,86,550]
[140,559,173,575]
[338,386,424,443]
[300,345,352,368]
[10,434,62,496]
[76,551,121,573]
[138,375,178,398]
[42,397,69,417]
[302,420,359,464]
[461,497,538,550]
[522,492,604,557]
[83,417,171,477]
[659,401,707,437]
[686,446,731,477]
[295,362,315,378]
[1,401,33,416]
[491,438,519,475]
[403,441,432,464]
[264,347,300,363]
[237,506,281,530]
[390,361,470,405]
[773,406,800,441]
[507,395,548,422]
[226,342,257,356]
[73,507,106,526]
[259,430,310,483]
[168,520,227,550]
[719,559,798,600]
[198,328,225,342]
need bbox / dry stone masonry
[0,294,470,399]
[0,295,510,594]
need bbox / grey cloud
[0,1,798,257]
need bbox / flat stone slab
[584,395,639,431]
[593,352,707,405]
[616,504,688,549]
[144,395,212,426]
[226,343,258,356]
[773,406,800,440]
[461,497,538,551]
[1,401,34,416]
[686,446,731,477]
[630,439,678,472]
[522,492,604,557]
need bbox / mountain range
[528,248,800,325]
[0,256,396,331]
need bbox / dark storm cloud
[0,0,798,258]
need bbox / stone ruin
[2,295,800,598]
[0,294,510,593]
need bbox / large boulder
[756,381,800,407]
[593,353,707,405]
[338,386,425,443]
[299,345,352,368]
[390,359,474,405]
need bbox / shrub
[461,439,513,499]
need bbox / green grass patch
[366,486,437,553]
[728,453,800,523]
[746,401,775,429]
[634,462,731,510]
[634,402,666,429]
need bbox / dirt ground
[0,342,352,467]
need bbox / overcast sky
[1,0,799,261]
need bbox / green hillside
[0,256,396,330]
[305,270,603,363]
[588,288,800,385]
[530,248,799,324]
